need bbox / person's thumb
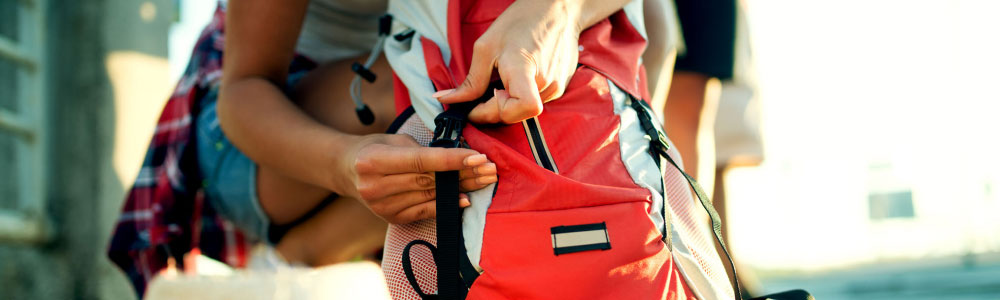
[436,41,495,104]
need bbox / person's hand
[339,134,498,224]
[433,0,585,124]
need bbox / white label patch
[550,223,611,255]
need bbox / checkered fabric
[106,5,316,297]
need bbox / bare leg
[255,54,395,266]
[712,165,735,291]
[642,0,679,118]
[664,71,719,194]
[276,195,388,265]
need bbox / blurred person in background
[663,0,765,296]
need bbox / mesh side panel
[382,115,439,300]
[399,113,433,147]
[662,144,735,299]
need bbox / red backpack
[372,1,740,299]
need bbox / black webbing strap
[432,167,464,300]
[628,96,743,300]
[430,86,494,299]
[430,104,473,300]
[402,240,440,300]
[629,95,674,249]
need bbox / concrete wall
[0,0,172,298]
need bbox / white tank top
[295,0,388,63]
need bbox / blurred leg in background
[666,0,766,296]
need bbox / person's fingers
[391,200,437,224]
[497,56,543,123]
[459,162,497,180]
[468,89,506,124]
[459,158,497,192]
[381,134,421,147]
[476,162,498,176]
[460,193,471,208]
[463,153,489,167]
[358,173,435,201]
[372,188,437,222]
[460,175,498,192]
[537,79,565,103]
[357,146,483,174]
[436,39,497,104]
[538,40,578,103]
[363,160,496,201]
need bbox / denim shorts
[195,97,273,243]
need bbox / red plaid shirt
[107,6,315,296]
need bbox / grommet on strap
[351,62,377,83]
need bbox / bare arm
[219,0,351,192]
[218,0,495,223]
[642,0,678,119]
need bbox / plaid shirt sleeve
[105,7,253,297]
[106,5,318,297]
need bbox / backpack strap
[628,95,744,300]
[429,88,490,299]
[430,107,470,300]
[402,240,440,300]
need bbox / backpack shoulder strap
[628,95,743,300]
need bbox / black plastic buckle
[431,114,465,149]
[627,97,671,157]
[429,82,504,149]
[648,131,671,158]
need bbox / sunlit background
[726,0,1000,298]
[0,0,997,299]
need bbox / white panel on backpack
[384,0,450,131]
[462,182,494,272]
[608,79,667,236]
[608,79,725,299]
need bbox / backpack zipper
[522,117,559,173]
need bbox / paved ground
[145,261,391,300]
[752,253,1000,300]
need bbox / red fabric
[422,37,459,91]
[393,73,411,114]
[384,1,697,299]
[576,12,648,98]
[464,67,647,213]
[473,203,694,299]
[461,68,694,299]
